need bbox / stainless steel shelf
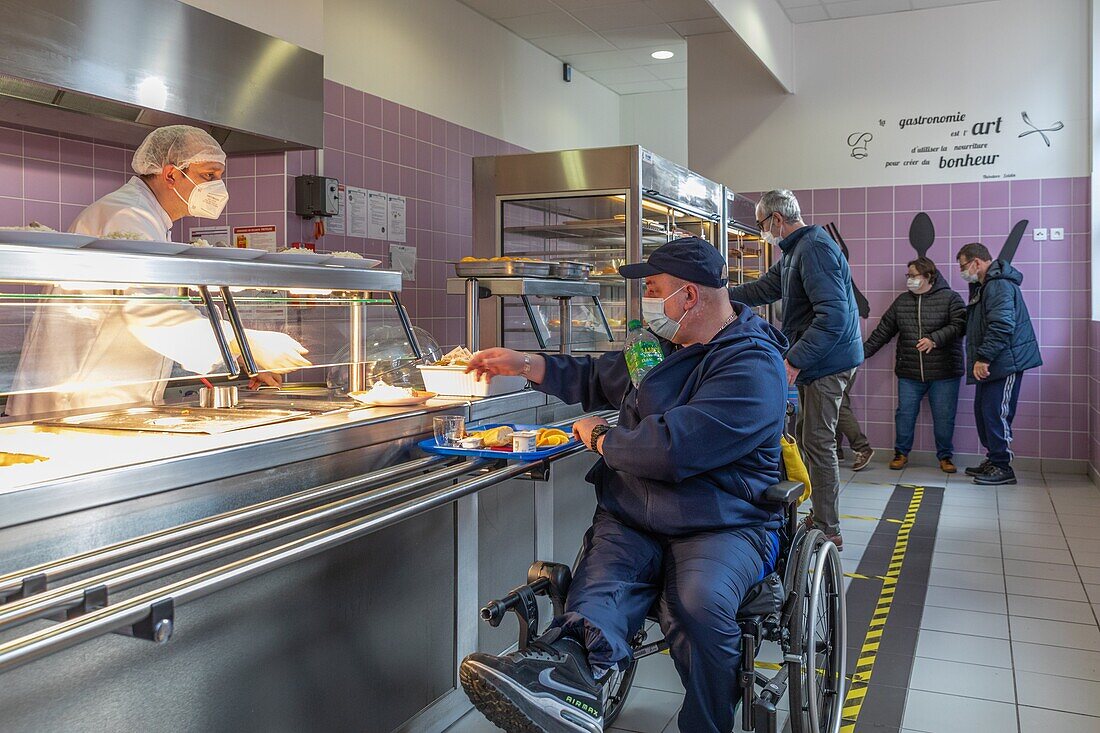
[446,276,600,298]
[0,243,404,292]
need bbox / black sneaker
[460,629,604,733]
[973,465,1016,485]
[965,459,993,477]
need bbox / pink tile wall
[1091,321,1100,473]
[747,179,1090,462]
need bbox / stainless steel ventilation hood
[0,0,323,153]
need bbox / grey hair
[758,190,802,224]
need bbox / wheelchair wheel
[602,658,638,727]
[787,529,846,733]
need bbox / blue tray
[417,423,580,461]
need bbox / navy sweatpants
[974,371,1023,468]
[551,510,774,733]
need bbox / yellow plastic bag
[781,433,812,505]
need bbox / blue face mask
[641,285,686,340]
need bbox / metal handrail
[0,459,486,633]
[0,455,451,602]
[0,450,582,674]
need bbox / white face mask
[959,262,979,283]
[174,167,229,219]
[759,214,779,247]
[906,277,925,292]
[642,285,687,341]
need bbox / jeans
[835,371,871,453]
[554,510,772,733]
[895,377,960,460]
[796,368,855,535]
[974,372,1024,468]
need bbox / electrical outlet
[1033,228,1048,241]
[1050,227,1064,240]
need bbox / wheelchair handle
[480,578,549,627]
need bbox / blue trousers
[552,510,773,733]
[895,377,961,460]
[974,372,1023,468]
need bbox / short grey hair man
[757,189,802,225]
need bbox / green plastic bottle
[623,319,663,387]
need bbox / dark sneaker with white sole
[460,628,603,733]
[852,449,875,472]
[973,465,1016,485]
[965,459,993,477]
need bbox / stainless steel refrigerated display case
[471,145,725,354]
[723,187,772,320]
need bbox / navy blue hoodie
[534,302,789,537]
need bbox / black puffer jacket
[863,277,967,382]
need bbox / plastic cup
[433,415,466,446]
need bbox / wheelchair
[479,480,846,733]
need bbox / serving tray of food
[548,261,592,280]
[417,423,578,461]
[454,257,552,278]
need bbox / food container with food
[453,260,552,278]
[548,261,592,280]
[512,430,538,453]
[416,365,527,397]
[416,423,579,461]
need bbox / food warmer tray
[548,261,592,280]
[453,260,552,278]
[38,406,310,435]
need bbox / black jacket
[965,259,1042,384]
[863,277,967,382]
[728,225,863,384]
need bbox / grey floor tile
[1008,594,1099,624]
[928,567,1006,593]
[933,538,1002,558]
[609,687,681,733]
[631,651,684,695]
[1073,551,1100,569]
[923,585,1008,614]
[1080,567,1100,585]
[1087,584,1100,604]
[1012,641,1100,682]
[1000,520,1065,537]
[1005,576,1089,602]
[1017,706,1100,733]
[920,606,1009,638]
[930,552,1004,575]
[445,710,501,733]
[939,515,1001,532]
[1002,532,1069,550]
[901,689,1018,733]
[914,629,1012,668]
[1053,512,1100,528]
[1003,559,1082,582]
[1068,538,1100,555]
[998,508,1060,523]
[1061,523,1100,539]
[935,527,1002,544]
[908,657,1015,702]
[1002,545,1075,565]
[1009,616,1100,651]
[1015,671,1100,718]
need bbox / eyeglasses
[756,213,775,229]
[958,259,973,272]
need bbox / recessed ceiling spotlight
[650,50,675,60]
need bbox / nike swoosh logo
[538,667,593,701]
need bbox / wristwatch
[589,424,611,453]
[523,353,532,376]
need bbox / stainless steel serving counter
[0,388,597,733]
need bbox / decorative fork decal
[1018,111,1064,148]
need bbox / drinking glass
[433,415,466,446]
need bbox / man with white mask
[6,125,310,416]
[460,238,789,733]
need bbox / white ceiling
[458,0,999,94]
[777,0,995,24]
[457,0,726,94]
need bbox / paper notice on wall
[390,243,416,280]
[231,225,278,252]
[367,190,388,240]
[188,225,231,248]
[387,194,406,243]
[328,185,346,236]
[345,186,368,238]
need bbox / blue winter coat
[965,259,1042,384]
[727,225,863,384]
[534,302,789,537]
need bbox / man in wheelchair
[462,238,790,733]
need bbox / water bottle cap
[628,319,642,330]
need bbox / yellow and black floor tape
[840,486,925,733]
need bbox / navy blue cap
[618,236,728,287]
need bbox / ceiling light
[650,50,675,60]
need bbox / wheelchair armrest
[763,481,803,505]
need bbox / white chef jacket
[6,177,228,416]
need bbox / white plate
[258,251,336,266]
[182,247,268,260]
[325,257,382,269]
[89,239,193,255]
[347,390,437,407]
[0,230,97,248]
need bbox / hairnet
[131,125,227,175]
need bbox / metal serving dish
[453,260,552,278]
[38,406,309,435]
[548,261,592,280]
